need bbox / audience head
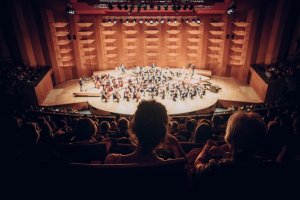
[99,121,110,133]
[185,119,197,132]
[131,100,168,155]
[118,117,129,131]
[194,122,212,143]
[19,122,40,146]
[73,118,97,141]
[225,111,267,156]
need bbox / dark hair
[74,118,96,141]
[225,111,267,153]
[131,100,168,155]
[194,122,212,143]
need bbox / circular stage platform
[42,68,262,116]
[86,67,217,115]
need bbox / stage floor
[42,69,262,115]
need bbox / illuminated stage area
[42,68,262,115]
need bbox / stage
[42,68,262,115]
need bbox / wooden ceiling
[33,0,274,15]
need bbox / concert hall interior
[1,0,300,198]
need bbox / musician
[101,89,110,102]
[95,76,101,89]
[124,89,131,101]
[133,89,141,102]
[113,91,121,103]
[79,77,83,92]
[120,64,126,73]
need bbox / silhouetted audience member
[71,118,97,144]
[105,100,169,164]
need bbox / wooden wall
[44,11,258,83]
[2,0,299,85]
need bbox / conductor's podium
[73,92,100,97]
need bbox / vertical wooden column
[160,23,166,67]
[115,23,123,69]
[10,0,36,66]
[220,15,231,76]
[93,17,103,71]
[42,9,64,84]
[265,0,288,64]
[70,15,85,77]
[241,9,259,82]
[200,17,209,69]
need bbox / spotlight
[186,18,189,23]
[117,4,122,10]
[189,4,194,10]
[164,4,168,10]
[150,4,154,10]
[183,4,188,10]
[124,4,128,10]
[126,18,129,23]
[172,4,176,10]
[196,18,201,24]
[145,19,148,24]
[167,19,171,23]
[133,19,136,24]
[192,18,195,23]
[108,3,113,10]
[174,18,177,23]
[108,19,112,23]
[150,19,154,24]
[177,4,181,10]
[130,4,134,11]
[139,19,143,24]
[157,4,161,10]
[155,19,159,24]
[65,1,75,15]
[114,18,117,23]
[227,1,236,15]
[160,18,164,23]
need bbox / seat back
[56,143,107,163]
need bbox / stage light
[149,19,154,24]
[108,19,112,23]
[189,4,194,10]
[174,18,177,23]
[177,4,182,10]
[164,4,168,10]
[114,18,117,23]
[139,19,143,24]
[117,4,122,10]
[124,4,128,10]
[172,4,176,10]
[108,3,113,10]
[126,18,129,23]
[145,19,148,24]
[137,4,142,12]
[167,18,171,23]
[227,1,236,15]
[150,3,154,10]
[155,19,159,24]
[186,18,189,23]
[196,18,201,24]
[160,18,164,23]
[133,19,136,24]
[183,4,188,10]
[65,1,75,15]
[192,18,195,23]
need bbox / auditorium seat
[55,143,107,163]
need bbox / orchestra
[77,65,219,103]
